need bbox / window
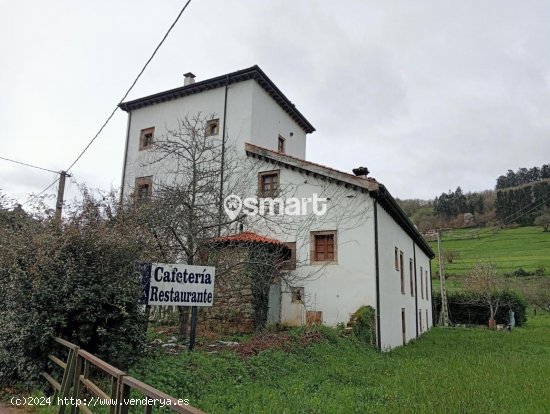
[206,119,220,136]
[139,127,154,150]
[400,251,405,294]
[291,287,304,303]
[258,170,279,196]
[401,308,406,346]
[278,135,285,153]
[409,259,414,297]
[420,266,424,299]
[395,247,399,270]
[426,309,430,329]
[425,270,429,300]
[310,231,337,264]
[419,310,423,332]
[281,242,297,270]
[426,309,429,328]
[135,176,152,203]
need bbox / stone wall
[200,247,256,334]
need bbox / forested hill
[496,164,550,189]
[397,162,550,231]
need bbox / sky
[1,0,550,207]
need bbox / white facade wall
[376,204,433,349]
[245,165,377,328]
[250,82,307,159]
[415,245,433,333]
[121,79,308,198]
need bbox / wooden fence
[42,337,204,414]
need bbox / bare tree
[464,261,508,328]
[132,113,373,336]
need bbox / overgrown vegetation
[0,190,152,386]
[349,305,376,346]
[433,291,527,327]
[125,314,550,414]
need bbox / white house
[119,65,435,350]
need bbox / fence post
[69,352,82,414]
[58,347,78,414]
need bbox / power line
[65,0,193,173]
[0,155,58,174]
[21,176,60,206]
[20,0,192,207]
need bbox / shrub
[433,291,527,327]
[0,192,152,386]
[349,306,376,346]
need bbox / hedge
[433,291,527,326]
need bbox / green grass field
[429,226,550,277]
[126,314,550,414]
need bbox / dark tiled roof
[119,65,315,134]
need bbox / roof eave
[118,65,316,134]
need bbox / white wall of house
[250,82,307,159]
[415,245,433,333]
[376,204,433,349]
[121,79,308,199]
[245,164,378,329]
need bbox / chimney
[352,166,370,178]
[183,72,196,86]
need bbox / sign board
[140,263,215,307]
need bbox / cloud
[1,0,549,203]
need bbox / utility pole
[437,230,450,326]
[55,170,70,224]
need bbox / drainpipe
[120,111,132,202]
[217,75,229,236]
[413,243,419,337]
[429,261,434,327]
[374,200,381,350]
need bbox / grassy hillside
[428,226,550,277]
[126,315,550,414]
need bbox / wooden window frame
[394,247,399,270]
[134,176,152,203]
[206,119,220,137]
[310,230,337,265]
[409,258,414,297]
[278,135,285,153]
[401,308,406,346]
[139,127,155,150]
[425,270,429,300]
[420,266,424,299]
[258,170,280,197]
[400,251,405,294]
